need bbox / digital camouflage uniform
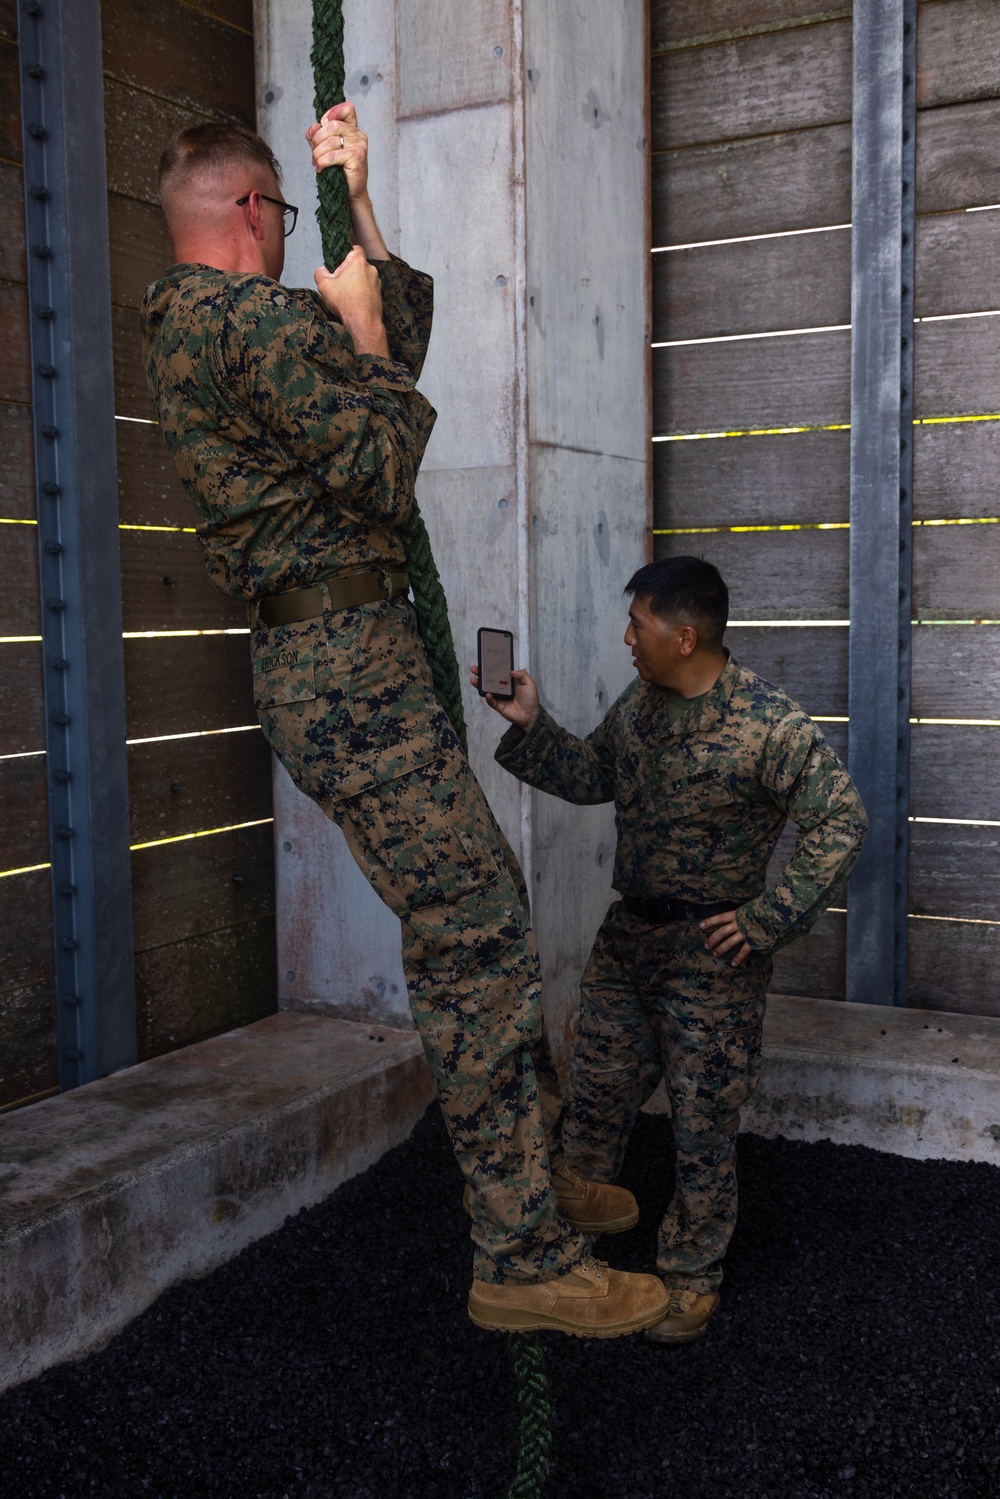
[496,654,868,1292]
[140,257,589,1285]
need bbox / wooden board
[654,426,850,529]
[916,97,1000,213]
[0,868,52,992]
[652,122,851,248]
[768,909,846,1001]
[724,626,849,716]
[651,2,850,53]
[123,633,257,739]
[0,160,24,283]
[916,0,1000,110]
[653,226,850,342]
[651,16,851,152]
[913,417,1000,520]
[911,725,1000,822]
[915,208,1000,320]
[135,916,276,1061]
[0,520,39,636]
[911,624,1000,718]
[113,302,157,422]
[131,821,274,950]
[0,643,45,757]
[912,520,1000,620]
[0,3,17,44]
[120,527,249,633]
[102,0,254,124]
[0,401,36,521]
[653,327,850,435]
[116,417,191,529]
[0,981,58,1112]
[0,753,48,871]
[909,822,1000,922]
[127,728,270,846]
[103,77,219,208]
[108,192,174,313]
[0,35,20,164]
[657,526,849,619]
[398,0,512,118]
[915,315,1000,420]
[0,282,30,406]
[908,918,1000,1018]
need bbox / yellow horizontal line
[0,816,274,876]
[126,725,260,746]
[655,414,1000,442]
[122,629,249,639]
[0,636,42,644]
[0,517,36,526]
[131,818,273,851]
[655,517,998,535]
[119,523,198,534]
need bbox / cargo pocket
[251,617,323,711]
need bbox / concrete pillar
[254,0,649,1063]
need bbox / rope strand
[310,0,468,749]
[507,1332,552,1499]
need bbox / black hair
[624,555,728,647]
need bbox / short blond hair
[159,121,283,198]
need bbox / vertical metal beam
[20,0,137,1084]
[846,0,917,1006]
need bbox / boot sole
[643,1319,712,1345]
[467,1298,668,1339]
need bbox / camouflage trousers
[252,588,589,1285]
[564,901,771,1294]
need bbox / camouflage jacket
[495,655,868,952]
[139,256,436,599]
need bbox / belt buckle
[378,569,394,599]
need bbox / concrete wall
[254,0,649,1060]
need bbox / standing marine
[477,554,869,1343]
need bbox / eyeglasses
[235,192,299,237]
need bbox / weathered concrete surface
[644,995,1000,1164]
[0,1013,434,1394]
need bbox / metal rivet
[493,45,503,57]
[63,1047,84,1062]
[285,970,295,982]
[55,824,74,839]
[58,883,76,896]
[59,935,78,950]
[51,712,70,725]
[36,305,54,320]
[27,63,45,79]
[42,424,58,438]
[29,123,47,139]
[30,185,48,200]
[52,769,72,784]
[43,481,60,495]
[495,274,506,287]
[44,540,62,554]
[50,656,68,670]
[64,994,82,1007]
[33,244,52,258]
[37,363,57,377]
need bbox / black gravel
[2,1107,998,1499]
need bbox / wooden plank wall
[650,0,1000,1016]
[0,1,58,1110]
[0,0,276,1111]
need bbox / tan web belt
[249,570,410,630]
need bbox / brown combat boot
[468,1257,669,1338]
[462,1167,639,1235]
[643,1287,720,1344]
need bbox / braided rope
[310,0,468,749]
[507,1332,552,1498]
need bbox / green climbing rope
[506,1332,552,1499]
[310,0,468,750]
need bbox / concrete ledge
[0,1013,435,1394]
[645,995,1000,1164]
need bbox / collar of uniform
[632,650,742,738]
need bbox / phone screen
[477,627,515,699]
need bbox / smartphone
[477,627,515,700]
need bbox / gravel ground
[1,1106,998,1499]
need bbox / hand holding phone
[477,627,515,700]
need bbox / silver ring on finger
[339,135,345,149]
